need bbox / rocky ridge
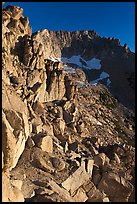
[2,4,135,202]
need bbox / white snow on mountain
[90,71,111,86]
[107,78,111,87]
[61,55,101,70]
[48,57,61,62]
[100,71,109,79]
[63,64,76,74]
[86,58,101,70]
[49,56,111,88]
[61,55,82,67]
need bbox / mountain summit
[31,28,135,111]
[2,5,135,202]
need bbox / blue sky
[3,2,135,52]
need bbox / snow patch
[107,78,111,87]
[75,81,89,88]
[100,71,109,79]
[61,55,101,70]
[48,57,61,62]
[90,71,110,85]
[86,58,101,70]
[62,55,82,67]
[63,65,76,74]
[96,121,102,126]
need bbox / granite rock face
[2,4,135,202]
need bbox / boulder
[2,82,30,170]
[68,141,78,152]
[63,101,78,124]
[98,172,134,202]
[114,153,121,164]
[83,181,104,202]
[32,101,45,115]
[36,156,54,173]
[10,179,23,190]
[86,159,94,177]
[2,110,26,170]
[76,121,85,133]
[53,118,66,141]
[37,135,53,153]
[48,179,75,202]
[73,187,88,202]
[92,166,102,186]
[35,187,54,195]
[93,153,110,168]
[51,157,65,172]
[62,165,90,195]
[26,136,35,148]
[2,172,24,202]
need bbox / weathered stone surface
[68,141,78,152]
[93,153,110,168]
[36,156,54,173]
[114,152,121,164]
[53,118,66,141]
[83,181,104,202]
[2,83,30,170]
[103,197,110,202]
[37,135,53,153]
[26,136,35,148]
[87,159,94,177]
[62,165,90,195]
[2,83,30,138]
[63,101,78,124]
[48,179,75,202]
[35,187,54,195]
[51,157,65,171]
[10,179,23,190]
[2,172,24,202]
[98,172,134,202]
[6,5,23,20]
[92,166,102,186]
[2,111,26,170]
[2,151,4,169]
[73,187,88,202]
[32,101,45,115]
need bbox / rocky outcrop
[2,172,24,202]
[31,29,135,111]
[2,4,135,203]
[2,82,30,170]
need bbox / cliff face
[31,29,135,111]
[3,4,135,110]
[2,5,135,202]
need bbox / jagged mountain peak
[30,27,134,111]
